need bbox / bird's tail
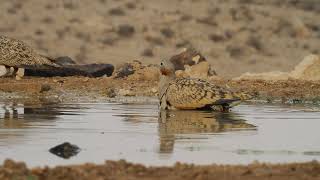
[228,92,253,108]
[40,55,61,68]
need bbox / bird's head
[159,59,175,77]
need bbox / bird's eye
[160,62,164,66]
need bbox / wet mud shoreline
[1,159,320,180]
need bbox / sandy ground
[0,77,320,104]
[0,0,319,77]
[1,159,320,180]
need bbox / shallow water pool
[0,101,320,167]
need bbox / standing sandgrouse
[159,59,250,111]
[0,35,60,77]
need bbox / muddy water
[0,101,320,167]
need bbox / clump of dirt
[0,159,319,180]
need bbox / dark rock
[101,37,118,46]
[160,28,175,38]
[145,35,164,46]
[24,63,114,77]
[49,142,80,159]
[117,24,135,37]
[226,45,246,58]
[24,66,91,77]
[142,48,154,57]
[209,33,226,42]
[180,14,192,21]
[126,2,136,9]
[196,17,217,26]
[74,64,114,77]
[246,35,264,51]
[63,2,77,10]
[35,29,44,36]
[109,7,125,16]
[169,48,207,70]
[40,84,51,93]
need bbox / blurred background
[0,0,319,77]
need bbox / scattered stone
[246,35,264,51]
[125,2,136,9]
[40,84,51,93]
[209,33,226,42]
[49,142,80,159]
[63,2,77,10]
[105,88,116,98]
[196,17,218,26]
[83,77,89,82]
[226,44,246,57]
[117,24,135,37]
[145,34,164,46]
[101,37,118,46]
[109,7,125,16]
[290,54,320,80]
[113,63,135,78]
[127,65,160,81]
[180,14,192,21]
[160,28,175,38]
[142,48,154,57]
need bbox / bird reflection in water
[158,110,256,153]
[0,101,73,129]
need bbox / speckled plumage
[159,59,250,111]
[0,36,59,76]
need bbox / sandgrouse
[0,35,60,77]
[159,59,250,111]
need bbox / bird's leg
[12,67,19,77]
[211,105,229,112]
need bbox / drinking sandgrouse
[0,35,60,77]
[159,59,250,111]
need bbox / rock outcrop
[235,54,320,81]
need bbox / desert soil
[1,159,320,180]
[0,0,319,77]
